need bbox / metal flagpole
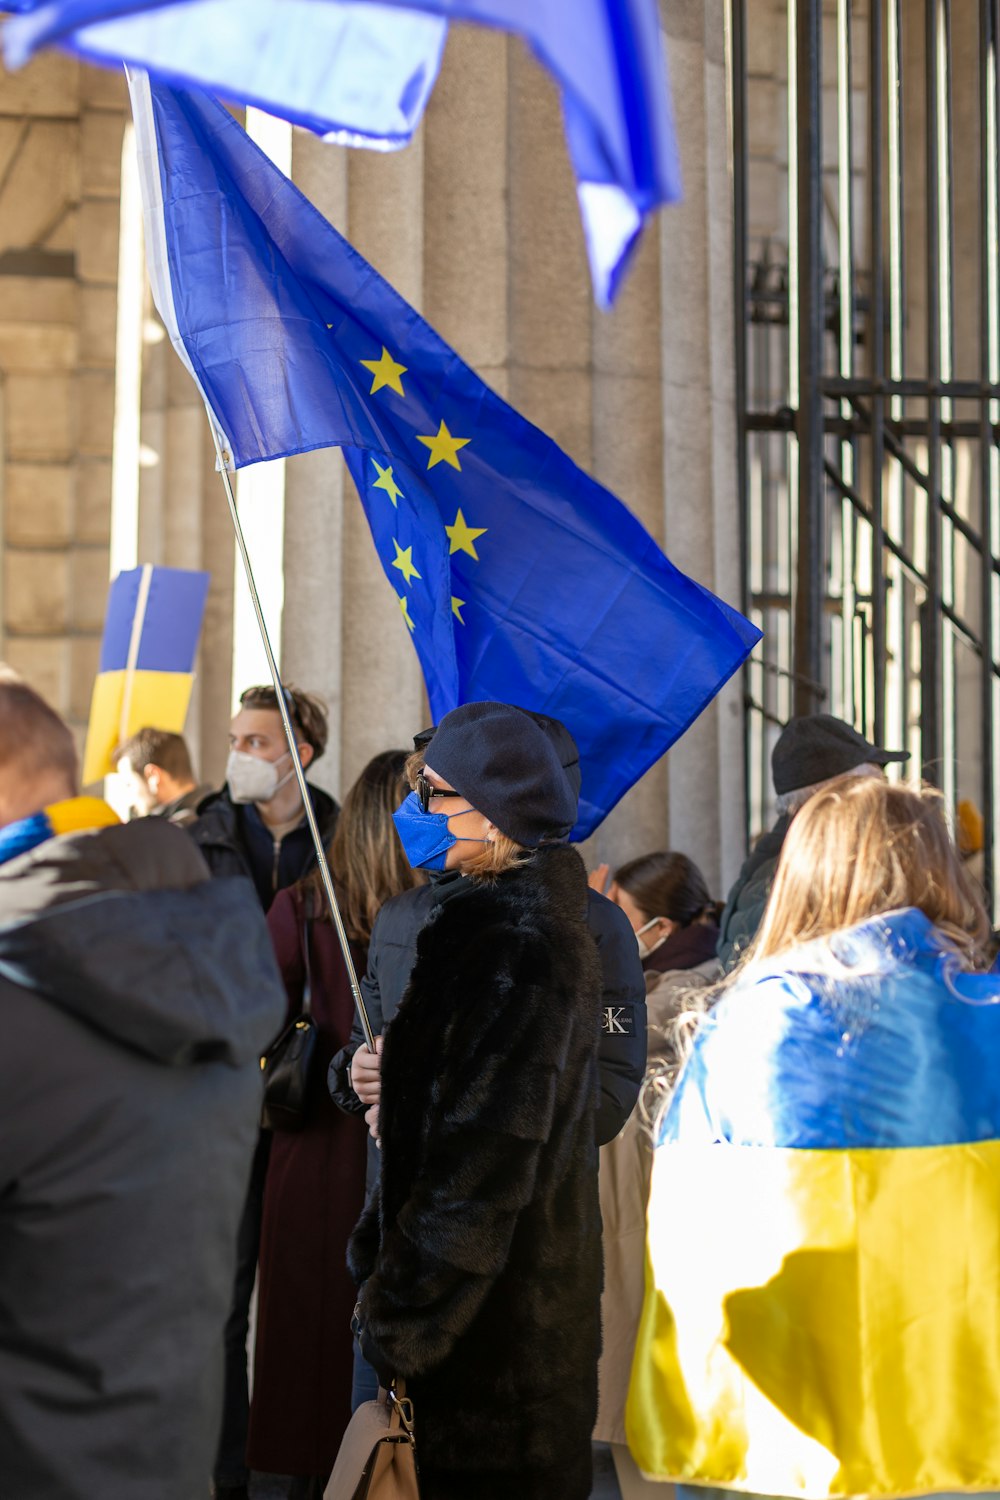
[205,406,376,1051]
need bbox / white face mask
[636,915,668,956]
[226,748,295,805]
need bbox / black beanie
[413,709,582,800]
[425,701,578,847]
[520,710,582,802]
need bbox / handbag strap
[299,889,314,1018]
[387,1382,414,1440]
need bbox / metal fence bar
[730,0,755,866]
[981,0,997,903]
[939,0,957,814]
[793,0,826,715]
[922,0,944,782]
[869,0,887,743]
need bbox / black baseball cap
[772,714,910,795]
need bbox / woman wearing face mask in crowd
[246,751,423,1500]
[588,850,722,1499]
[348,700,605,1500]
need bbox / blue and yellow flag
[627,909,1000,1497]
[125,72,759,838]
[6,0,680,306]
[82,564,209,785]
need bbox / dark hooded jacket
[191,783,339,912]
[150,781,212,829]
[349,845,603,1500]
[716,813,792,971]
[0,817,286,1500]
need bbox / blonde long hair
[751,774,990,964]
[650,776,991,1137]
[307,750,424,943]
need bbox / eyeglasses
[415,771,466,815]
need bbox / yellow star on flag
[417,420,470,471]
[446,508,487,560]
[391,539,422,587]
[397,593,415,633]
[360,346,407,397]
[451,596,466,624]
[372,458,404,508]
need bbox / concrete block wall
[0,52,125,746]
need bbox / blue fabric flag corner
[5,0,681,306]
[126,70,758,837]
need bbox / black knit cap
[772,713,909,795]
[424,701,578,847]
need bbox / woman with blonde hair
[628,775,1000,1500]
[246,750,422,1499]
[749,772,987,964]
[349,700,605,1500]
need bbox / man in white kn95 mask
[191,683,339,916]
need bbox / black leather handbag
[260,897,318,1131]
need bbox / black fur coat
[349,845,604,1500]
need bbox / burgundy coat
[247,886,368,1478]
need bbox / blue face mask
[392,790,486,872]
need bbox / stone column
[658,0,745,896]
[0,52,125,759]
[283,134,349,801]
[72,67,126,736]
[0,52,81,713]
[336,127,428,788]
[587,229,668,874]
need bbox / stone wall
[0,54,126,741]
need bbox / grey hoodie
[0,817,286,1500]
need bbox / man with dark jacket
[191,683,338,912]
[717,713,910,970]
[192,682,339,1499]
[0,679,285,1500]
[115,724,211,828]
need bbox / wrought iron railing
[731,0,1000,915]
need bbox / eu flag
[127,70,759,838]
[6,0,680,306]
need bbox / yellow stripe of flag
[627,1140,1000,1496]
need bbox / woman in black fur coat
[349,701,605,1500]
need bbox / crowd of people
[0,667,996,1500]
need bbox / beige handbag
[324,1383,420,1500]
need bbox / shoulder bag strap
[299,888,314,1018]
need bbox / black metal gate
[731,0,1000,914]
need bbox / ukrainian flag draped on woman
[628,837,1000,1496]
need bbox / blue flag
[6,0,680,306]
[127,70,759,837]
